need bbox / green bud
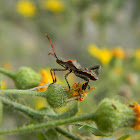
[94,98,135,134]
[45,83,72,108]
[14,67,41,89]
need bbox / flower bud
[14,67,41,89]
[45,83,72,108]
[94,98,135,134]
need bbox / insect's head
[56,59,66,68]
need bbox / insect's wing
[72,60,81,69]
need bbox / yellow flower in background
[37,68,61,91]
[112,47,125,59]
[16,0,36,17]
[135,48,140,59]
[98,48,112,65]
[88,44,112,65]
[0,81,7,89]
[37,69,53,91]
[36,97,47,110]
[88,44,100,58]
[43,0,64,13]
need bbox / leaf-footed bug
[45,34,101,91]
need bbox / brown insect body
[45,34,101,90]
[57,58,99,80]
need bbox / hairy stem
[0,68,15,79]
[0,113,95,135]
[0,89,47,98]
[55,127,81,140]
[0,96,45,120]
[0,96,81,139]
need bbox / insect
[129,104,135,108]
[45,34,101,91]
[112,104,117,110]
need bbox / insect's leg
[87,85,90,90]
[50,68,67,84]
[65,70,72,90]
[78,88,81,98]
[89,65,101,76]
[82,79,90,90]
[89,65,101,71]
[50,69,55,83]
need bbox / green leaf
[39,107,56,116]
[117,134,130,140]
[39,102,79,120]
[37,128,60,140]
[51,102,79,120]
[75,122,111,137]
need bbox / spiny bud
[14,67,41,89]
[94,98,135,134]
[45,83,72,108]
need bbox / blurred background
[0,0,140,139]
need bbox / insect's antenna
[45,34,58,58]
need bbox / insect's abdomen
[74,70,97,81]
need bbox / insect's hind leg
[65,70,72,90]
[89,65,101,77]
[82,79,90,90]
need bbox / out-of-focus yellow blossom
[125,137,131,140]
[135,48,140,59]
[3,62,12,70]
[36,97,47,110]
[88,44,101,58]
[0,81,7,89]
[118,135,130,140]
[43,0,64,13]
[112,47,125,59]
[16,0,36,17]
[98,48,112,65]
[88,44,112,65]
[37,69,61,91]
[55,105,69,113]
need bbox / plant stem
[55,127,81,140]
[0,68,15,79]
[0,113,95,135]
[0,96,45,120]
[0,96,81,139]
[0,89,47,98]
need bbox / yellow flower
[43,0,64,13]
[130,102,140,129]
[37,68,61,91]
[98,48,112,65]
[0,81,7,89]
[88,44,101,59]
[36,97,47,110]
[16,0,36,17]
[66,82,96,101]
[135,48,140,59]
[88,44,112,65]
[37,69,53,91]
[112,47,125,59]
